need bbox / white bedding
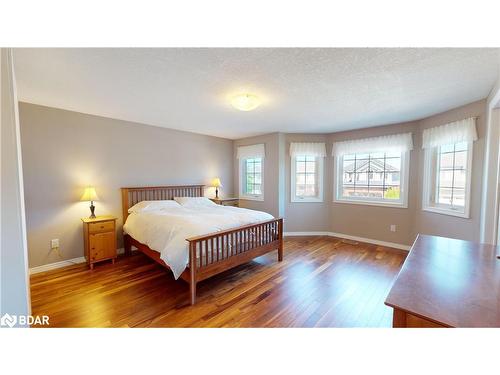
[123,203,274,279]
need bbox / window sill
[239,195,264,202]
[291,197,324,203]
[333,198,408,209]
[422,206,470,219]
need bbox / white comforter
[123,205,274,279]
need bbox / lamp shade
[211,178,222,188]
[80,186,99,201]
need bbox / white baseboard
[29,247,134,274]
[284,231,332,237]
[284,231,410,251]
[29,257,86,274]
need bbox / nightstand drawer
[88,221,115,233]
[222,200,239,207]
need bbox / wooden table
[385,234,500,327]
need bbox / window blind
[332,133,413,156]
[237,144,265,159]
[289,142,326,157]
[422,117,477,149]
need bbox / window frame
[422,141,473,218]
[291,155,324,203]
[239,157,264,201]
[333,151,410,208]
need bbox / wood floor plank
[30,236,406,327]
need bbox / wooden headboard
[121,185,205,222]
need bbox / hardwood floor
[30,236,406,327]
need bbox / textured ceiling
[14,48,500,139]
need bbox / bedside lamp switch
[51,239,59,249]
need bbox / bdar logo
[1,313,17,328]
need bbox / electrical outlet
[51,239,59,249]
[390,225,396,232]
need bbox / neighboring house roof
[343,158,399,173]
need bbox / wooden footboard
[187,218,283,304]
[124,217,283,305]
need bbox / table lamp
[211,178,222,199]
[81,186,99,218]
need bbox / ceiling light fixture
[231,93,260,111]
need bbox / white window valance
[289,142,326,157]
[237,143,265,159]
[332,133,413,156]
[422,117,477,149]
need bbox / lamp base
[89,202,96,219]
[215,188,219,199]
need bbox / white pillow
[174,197,217,208]
[128,200,182,213]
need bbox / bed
[121,185,283,305]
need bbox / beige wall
[19,103,234,268]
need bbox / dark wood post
[124,234,132,256]
[278,218,284,262]
[189,241,197,305]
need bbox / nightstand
[82,216,117,270]
[209,197,239,207]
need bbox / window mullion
[295,158,299,197]
[315,158,318,195]
[367,154,371,196]
[450,144,456,206]
[353,155,357,194]
[383,154,386,200]
[436,148,441,205]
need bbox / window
[241,157,264,199]
[421,117,477,218]
[237,143,265,201]
[422,141,473,217]
[289,142,326,203]
[335,151,409,207]
[291,155,324,202]
[332,133,413,207]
